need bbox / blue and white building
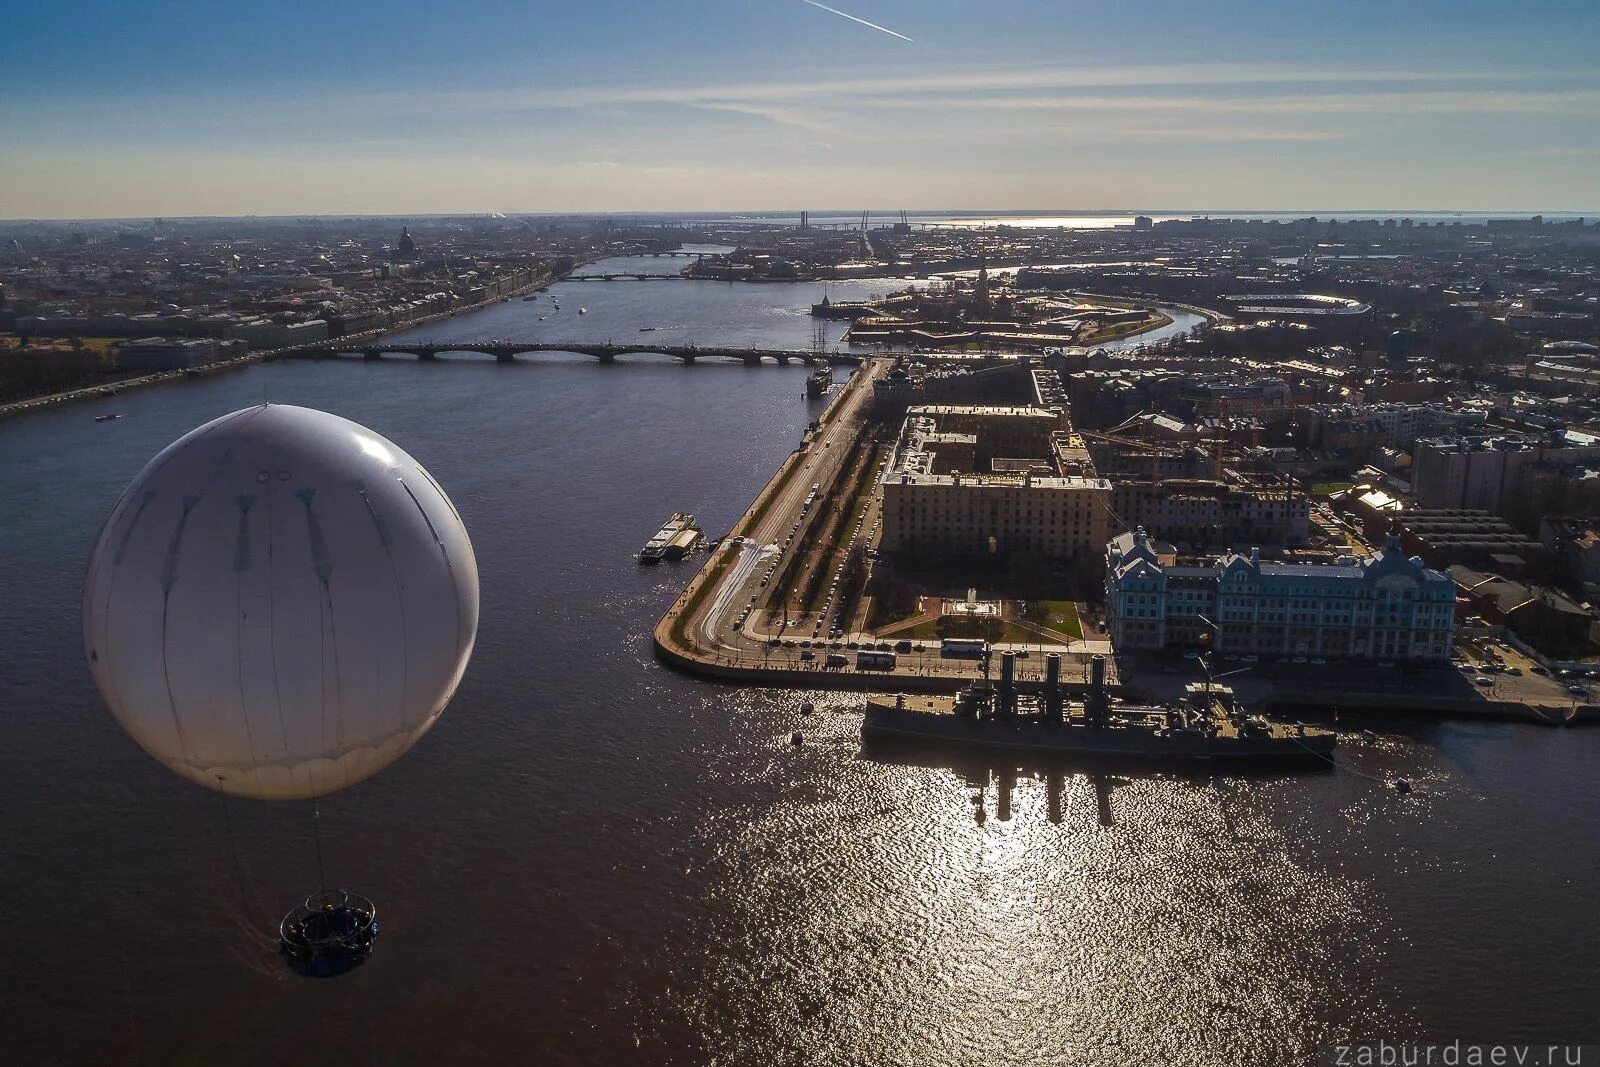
[1105,528,1457,661]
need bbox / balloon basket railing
[279,890,379,977]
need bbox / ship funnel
[1045,652,1063,723]
[1089,654,1108,724]
[998,651,1018,717]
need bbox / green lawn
[1034,599,1083,639]
[1310,482,1355,497]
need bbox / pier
[286,342,864,366]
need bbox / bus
[940,638,988,659]
[856,650,897,671]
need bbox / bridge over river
[284,341,864,366]
[561,272,690,282]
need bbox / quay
[650,361,1599,729]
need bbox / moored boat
[863,655,1334,762]
[640,512,699,563]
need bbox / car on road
[1567,684,1586,695]
[799,639,812,648]
[1475,676,1493,687]
[1310,658,1327,665]
[800,650,814,661]
[895,640,913,653]
[1532,666,1549,676]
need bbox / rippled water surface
[3,264,1597,1064]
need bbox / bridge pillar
[678,354,697,365]
[742,355,762,367]
[775,354,791,365]
[596,352,616,363]
[363,350,382,360]
[496,352,516,362]
[418,351,437,361]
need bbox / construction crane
[1075,428,1190,489]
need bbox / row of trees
[0,344,116,403]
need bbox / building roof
[1447,565,1589,618]
[1109,529,1450,590]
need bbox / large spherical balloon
[83,404,478,800]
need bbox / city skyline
[4,0,1598,219]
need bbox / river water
[2,256,1596,1064]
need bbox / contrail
[800,0,914,42]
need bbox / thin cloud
[693,100,839,134]
[871,89,1600,117]
[799,0,913,43]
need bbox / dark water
[3,264,1597,1065]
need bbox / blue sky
[2,0,1597,218]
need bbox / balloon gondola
[83,404,478,976]
[279,890,380,977]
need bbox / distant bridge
[561,273,688,282]
[286,341,862,367]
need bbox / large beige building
[879,405,1110,561]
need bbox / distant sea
[5,209,1594,228]
[667,210,1596,229]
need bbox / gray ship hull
[862,706,1335,761]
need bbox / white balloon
[83,405,478,800]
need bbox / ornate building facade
[1105,529,1456,661]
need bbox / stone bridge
[287,342,862,367]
